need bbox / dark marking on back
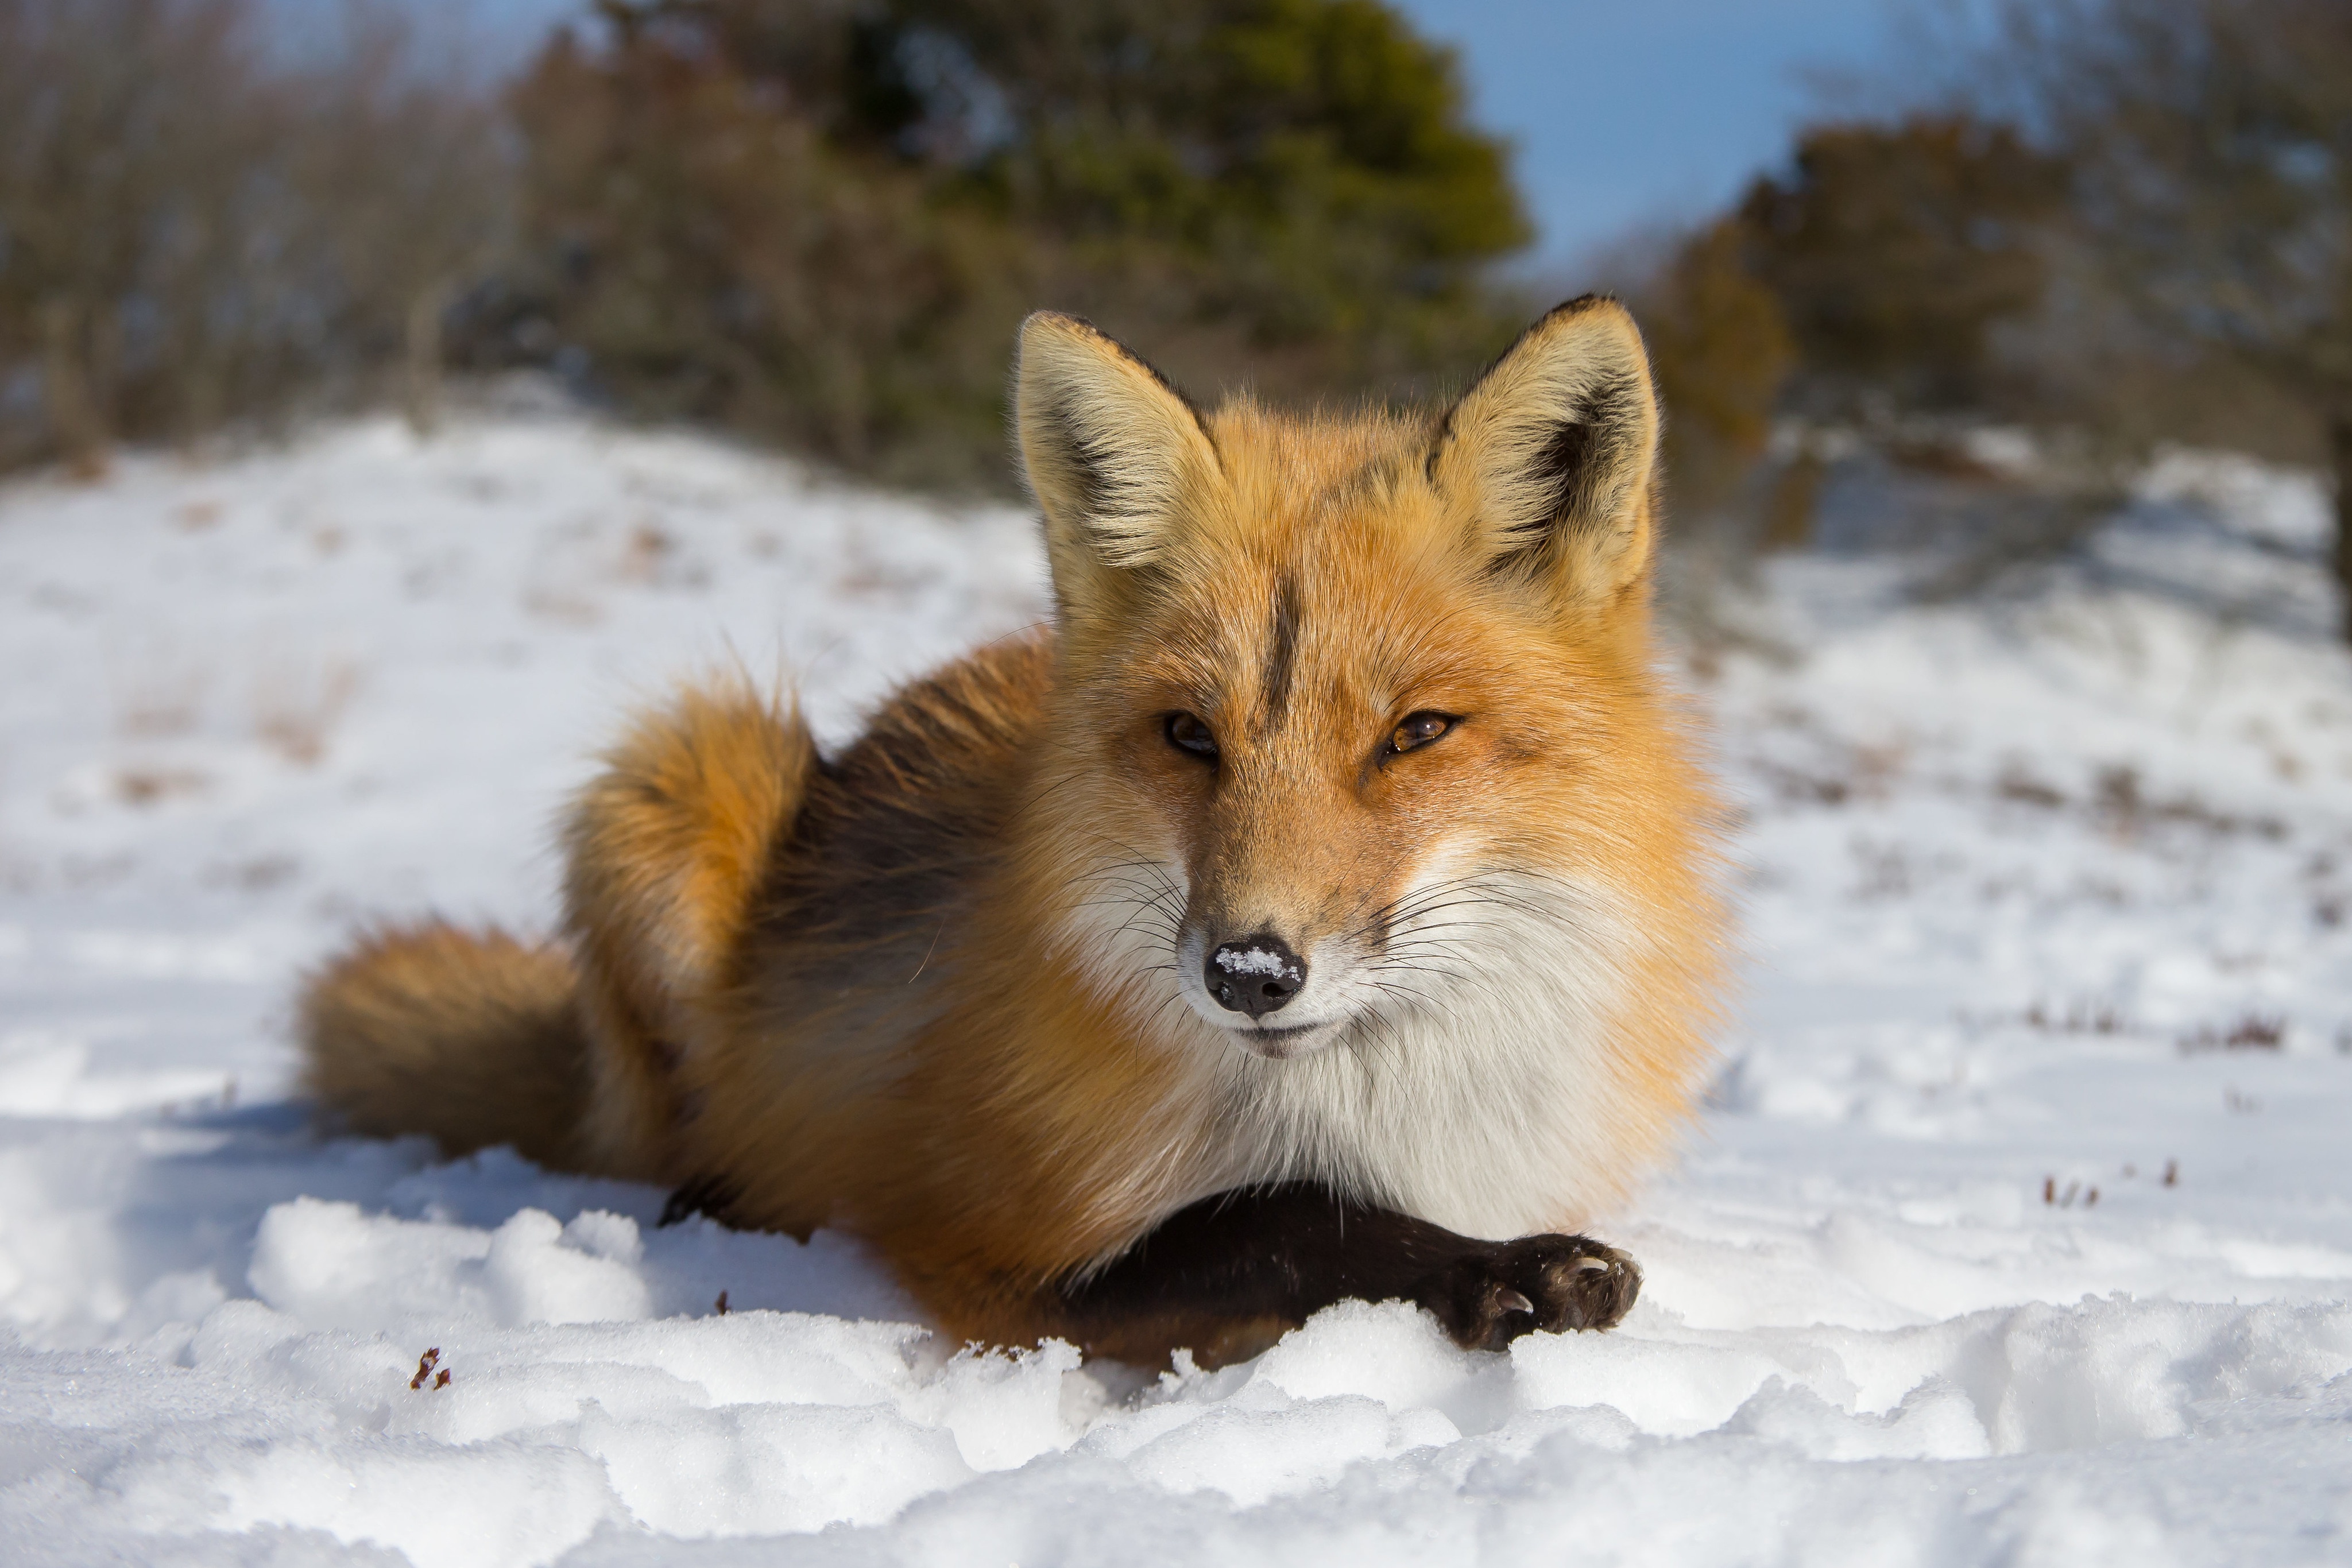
[749,634,1051,956]
[1260,575,1301,732]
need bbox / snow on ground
[2,401,2349,1566]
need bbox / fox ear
[1428,296,1662,616]
[1016,312,1220,616]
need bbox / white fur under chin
[1057,855,1659,1242]
[1216,872,1651,1240]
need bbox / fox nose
[1205,936,1306,1019]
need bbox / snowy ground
[2,401,2349,1566]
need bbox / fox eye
[1165,712,1220,761]
[1387,712,1456,756]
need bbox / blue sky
[427,0,1910,268]
[1388,0,1913,267]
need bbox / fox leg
[1050,1185,1641,1368]
[562,676,818,1180]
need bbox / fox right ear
[1428,296,1663,621]
[1015,313,1220,617]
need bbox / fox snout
[1204,935,1307,1019]
[1178,906,1367,1056]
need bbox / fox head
[1012,300,1716,1078]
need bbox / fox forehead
[1093,408,1572,733]
[1121,556,1499,742]
[1198,400,1448,553]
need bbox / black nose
[1205,935,1306,1018]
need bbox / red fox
[301,297,1728,1367]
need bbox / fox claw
[1417,1234,1641,1352]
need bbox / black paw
[1414,1234,1641,1352]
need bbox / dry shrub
[112,652,210,739]
[113,766,210,806]
[2179,1015,2286,1054]
[1632,219,1796,648]
[254,656,361,766]
[1641,219,1797,518]
[1,0,1531,494]
[0,0,509,472]
[1979,0,2352,633]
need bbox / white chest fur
[1203,874,1651,1238]
[1052,853,1664,1242]
[1110,879,1646,1241]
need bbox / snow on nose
[1206,936,1306,1018]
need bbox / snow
[1213,947,1295,978]
[3,402,2350,1565]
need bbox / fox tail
[298,674,816,1177]
[297,920,589,1171]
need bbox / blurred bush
[1620,114,2073,585]
[0,0,1528,491]
[15,0,2345,635]
[508,18,1026,487]
[1980,0,2352,633]
[0,0,505,473]
[1735,115,2064,418]
[1634,7,2352,637]
[509,0,1534,489]
[1637,218,1796,520]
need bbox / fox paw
[1416,1234,1641,1352]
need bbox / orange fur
[560,676,818,1179]
[298,920,585,1168]
[299,299,1731,1365]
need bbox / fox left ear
[1015,312,1221,622]
[1428,296,1662,617]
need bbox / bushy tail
[297,920,590,1171]
[300,675,817,1179]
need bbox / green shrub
[1735,115,2064,413]
[513,0,1534,490]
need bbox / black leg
[1053,1183,1639,1364]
